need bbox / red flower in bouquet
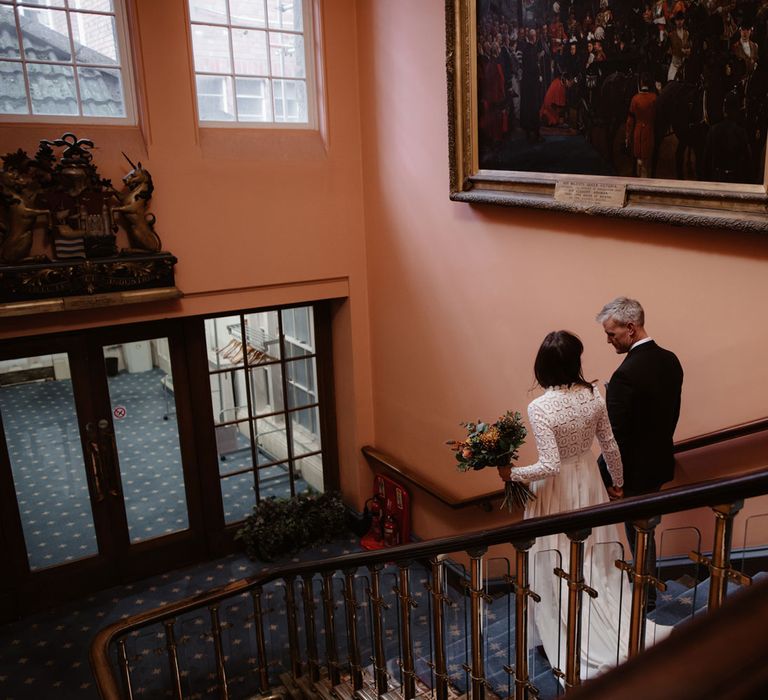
[447,411,535,510]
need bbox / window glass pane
[291,407,321,455]
[216,420,254,476]
[205,315,242,370]
[19,7,72,62]
[28,62,78,115]
[250,363,284,415]
[188,0,228,24]
[255,415,288,463]
[211,368,248,423]
[191,23,231,73]
[78,66,125,116]
[0,61,29,113]
[221,470,255,524]
[286,358,316,409]
[257,460,296,499]
[196,73,235,121]
[295,453,322,492]
[267,0,302,31]
[71,12,118,65]
[70,0,114,11]
[269,31,304,78]
[230,0,265,28]
[17,1,66,7]
[272,77,306,122]
[231,27,267,75]
[0,5,21,58]
[244,310,282,361]
[235,76,271,121]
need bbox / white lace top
[510,384,624,486]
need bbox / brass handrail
[363,417,768,510]
[91,467,768,698]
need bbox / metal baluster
[322,572,341,686]
[343,568,364,691]
[616,516,666,657]
[426,556,449,700]
[466,547,489,700]
[210,605,230,700]
[162,620,183,700]
[250,586,270,690]
[368,563,389,695]
[690,501,752,612]
[507,539,540,700]
[553,529,597,689]
[284,576,303,678]
[395,561,417,699]
[302,574,320,682]
[117,639,135,700]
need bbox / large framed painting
[447,0,768,231]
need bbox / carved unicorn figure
[111,153,161,253]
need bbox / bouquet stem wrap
[497,465,536,511]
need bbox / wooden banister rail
[364,417,768,511]
[91,467,768,699]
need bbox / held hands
[606,485,624,501]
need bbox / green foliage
[235,491,348,562]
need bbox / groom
[596,297,683,606]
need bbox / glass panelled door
[0,324,203,614]
[0,352,100,572]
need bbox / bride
[507,330,670,679]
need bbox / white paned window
[189,0,315,127]
[0,0,136,123]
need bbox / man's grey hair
[596,297,645,326]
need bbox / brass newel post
[117,639,135,700]
[250,586,270,690]
[427,556,449,700]
[302,575,320,682]
[162,620,183,700]
[368,563,390,695]
[395,561,418,700]
[554,528,597,690]
[284,576,303,678]
[466,547,489,700]
[508,539,540,700]
[322,572,341,686]
[209,605,230,699]
[616,516,666,658]
[690,501,752,612]
[343,568,364,691]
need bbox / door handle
[85,422,105,502]
[97,419,120,497]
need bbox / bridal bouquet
[447,411,535,511]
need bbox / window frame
[187,0,318,129]
[0,0,138,125]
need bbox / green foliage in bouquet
[235,491,348,562]
[447,410,527,471]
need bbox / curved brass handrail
[91,467,768,698]
[363,417,768,510]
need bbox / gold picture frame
[446,0,768,232]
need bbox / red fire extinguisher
[383,513,400,546]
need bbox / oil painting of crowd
[477,0,768,184]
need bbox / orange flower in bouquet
[447,411,535,511]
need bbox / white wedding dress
[510,384,671,679]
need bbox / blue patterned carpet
[0,368,307,571]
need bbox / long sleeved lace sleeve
[596,394,624,487]
[509,401,562,482]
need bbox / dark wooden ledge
[363,416,768,511]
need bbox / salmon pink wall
[356,0,768,540]
[0,0,375,504]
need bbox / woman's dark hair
[533,330,594,390]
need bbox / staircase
[90,469,768,700]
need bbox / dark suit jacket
[604,340,683,494]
